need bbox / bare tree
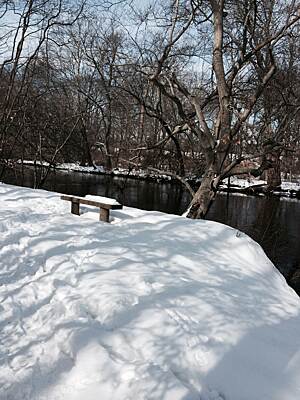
[122,0,300,218]
[0,0,86,180]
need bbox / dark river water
[3,167,300,292]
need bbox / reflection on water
[3,167,300,285]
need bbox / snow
[0,183,300,400]
[221,177,267,188]
[221,177,300,192]
[18,160,172,180]
[59,163,105,174]
[85,195,121,206]
[60,194,121,206]
[281,181,300,191]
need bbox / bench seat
[61,195,123,222]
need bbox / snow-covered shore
[19,160,174,181]
[1,183,300,400]
[219,177,300,197]
[19,160,300,196]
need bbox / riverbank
[1,183,300,400]
[20,160,300,199]
[219,177,300,199]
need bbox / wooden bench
[61,195,123,222]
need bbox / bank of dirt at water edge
[1,183,300,400]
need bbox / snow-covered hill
[0,183,299,400]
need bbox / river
[3,167,300,293]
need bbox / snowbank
[221,177,300,192]
[281,181,300,191]
[222,176,267,188]
[19,160,106,174]
[0,183,300,400]
[19,160,172,181]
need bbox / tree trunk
[104,120,113,170]
[266,151,281,189]
[80,146,94,167]
[171,135,185,176]
[187,170,220,219]
[105,139,113,170]
[80,123,94,167]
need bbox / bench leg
[71,201,80,215]
[100,208,109,222]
